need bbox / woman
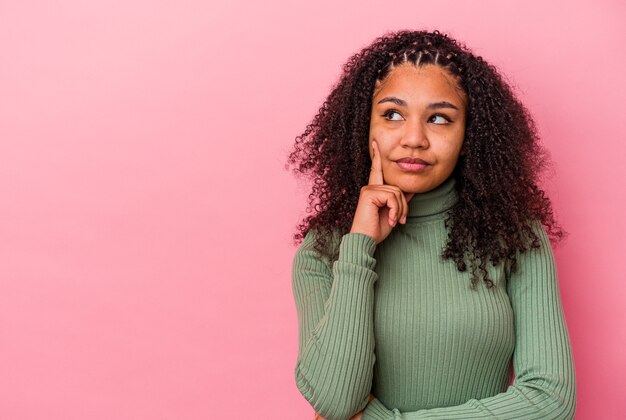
[287,29,576,420]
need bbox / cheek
[435,140,464,163]
[369,125,384,142]
[369,127,396,150]
[369,127,393,154]
[443,130,465,155]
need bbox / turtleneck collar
[406,175,458,219]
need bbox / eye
[429,114,452,125]
[382,110,403,121]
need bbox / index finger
[368,139,385,185]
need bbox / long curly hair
[285,29,566,289]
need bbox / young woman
[287,30,576,420]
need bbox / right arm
[293,229,379,420]
[294,139,413,420]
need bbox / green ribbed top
[292,176,576,420]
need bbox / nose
[400,118,429,149]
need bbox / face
[369,63,467,193]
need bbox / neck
[407,176,458,219]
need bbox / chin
[389,166,446,193]
[399,178,440,194]
[412,185,435,194]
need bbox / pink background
[1,1,624,419]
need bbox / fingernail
[401,215,406,224]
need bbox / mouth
[395,157,431,172]
[395,157,431,165]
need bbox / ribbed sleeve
[292,230,378,420]
[362,221,576,420]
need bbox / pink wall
[0,1,624,419]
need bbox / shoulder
[521,219,554,260]
[293,227,342,270]
[298,227,341,251]
[506,220,558,290]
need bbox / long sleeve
[362,222,577,420]
[293,230,379,420]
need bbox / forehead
[373,63,466,105]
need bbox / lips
[396,157,431,165]
[396,159,430,173]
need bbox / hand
[350,139,415,244]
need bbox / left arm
[362,222,577,419]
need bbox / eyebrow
[376,96,460,111]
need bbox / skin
[318,63,469,418]
[350,137,413,242]
[368,62,468,194]
[349,62,469,243]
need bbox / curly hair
[285,29,566,289]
